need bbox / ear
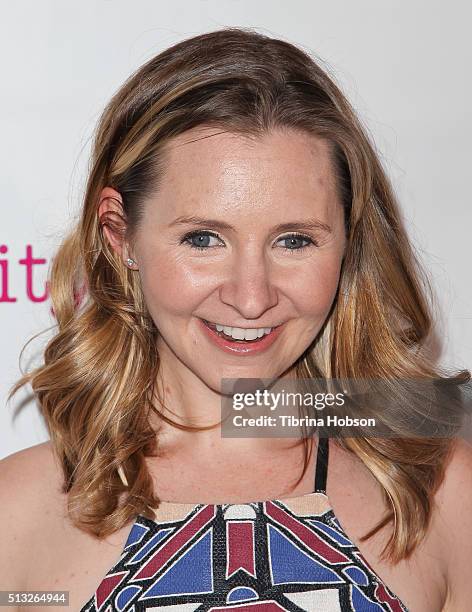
[98,186,138,269]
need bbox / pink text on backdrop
[1,244,88,320]
[0,244,49,303]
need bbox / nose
[218,251,279,320]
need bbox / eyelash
[180,230,317,253]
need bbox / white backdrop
[1,0,471,459]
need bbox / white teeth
[237,328,255,340]
[214,323,273,340]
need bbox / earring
[126,258,136,267]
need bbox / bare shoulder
[0,441,65,586]
[0,440,63,501]
[434,437,472,611]
[0,442,136,610]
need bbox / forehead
[160,125,334,178]
[148,126,339,222]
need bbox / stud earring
[126,258,136,267]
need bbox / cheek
[137,255,213,318]
[293,258,342,317]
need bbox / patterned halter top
[80,437,409,611]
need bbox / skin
[99,126,347,458]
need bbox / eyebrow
[168,215,332,234]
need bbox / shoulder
[0,440,61,497]
[0,441,65,586]
[434,437,472,610]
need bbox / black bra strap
[314,436,329,494]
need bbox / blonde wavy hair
[8,27,469,563]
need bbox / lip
[198,318,286,355]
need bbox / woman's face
[123,127,346,390]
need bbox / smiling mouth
[201,319,278,343]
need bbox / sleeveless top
[79,437,410,611]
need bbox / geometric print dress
[79,437,409,611]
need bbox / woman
[1,27,471,611]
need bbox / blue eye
[181,230,316,252]
[278,233,314,252]
[182,230,223,251]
